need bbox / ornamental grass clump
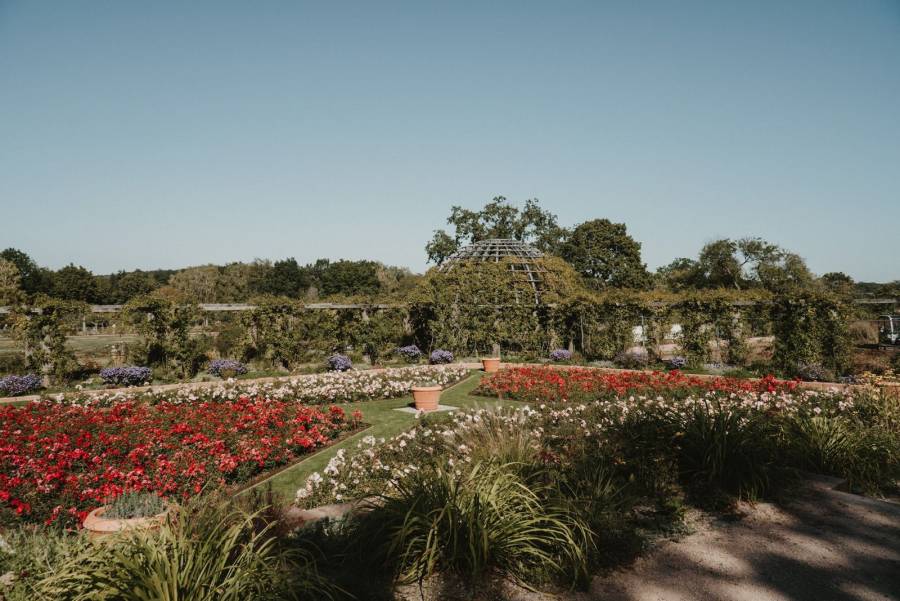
[429,349,454,364]
[347,462,590,590]
[208,358,248,378]
[397,345,422,363]
[550,349,573,362]
[99,365,151,387]
[2,496,335,601]
[327,354,352,372]
[0,374,42,397]
[674,399,775,500]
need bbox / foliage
[9,297,87,384]
[348,462,589,588]
[426,196,568,264]
[560,218,650,290]
[99,365,152,387]
[104,491,167,519]
[0,258,24,306]
[1,497,326,601]
[123,295,206,377]
[674,399,775,500]
[770,290,850,375]
[411,257,581,356]
[240,296,312,369]
[52,264,101,303]
[795,363,833,382]
[0,248,53,296]
[0,374,42,397]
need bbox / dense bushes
[99,365,151,386]
[0,374,42,396]
[0,496,334,601]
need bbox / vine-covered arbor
[438,238,547,303]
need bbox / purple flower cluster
[327,354,352,372]
[667,356,688,370]
[429,349,454,365]
[99,366,152,387]
[397,345,423,362]
[0,374,42,397]
[207,359,248,378]
[549,349,573,362]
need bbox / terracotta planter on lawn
[481,357,501,373]
[82,505,169,539]
[411,385,442,412]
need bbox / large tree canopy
[655,237,815,293]
[559,219,650,290]
[426,197,568,264]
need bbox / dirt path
[584,477,900,601]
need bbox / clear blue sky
[1,1,898,281]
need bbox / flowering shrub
[99,366,152,387]
[397,345,422,363]
[53,365,471,407]
[474,366,800,404]
[795,363,833,382]
[295,383,871,509]
[0,374,42,397]
[327,354,352,372]
[667,356,687,370]
[207,359,248,378]
[429,349,454,364]
[549,349,572,362]
[613,350,649,369]
[0,398,360,527]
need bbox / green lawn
[245,371,524,501]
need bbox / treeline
[2,197,897,308]
[0,249,421,305]
[428,197,897,299]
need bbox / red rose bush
[0,398,360,527]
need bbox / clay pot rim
[411,385,443,392]
[480,357,501,362]
[83,504,170,533]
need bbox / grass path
[246,371,524,501]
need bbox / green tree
[0,248,53,295]
[317,260,381,296]
[107,270,160,303]
[52,264,100,303]
[560,219,650,289]
[11,297,87,384]
[426,197,569,264]
[255,258,312,298]
[0,258,23,306]
[168,265,222,303]
[123,296,205,376]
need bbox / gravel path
[586,476,900,601]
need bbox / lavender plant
[327,354,352,372]
[429,349,454,364]
[207,359,248,378]
[0,374,42,396]
[99,366,152,387]
[667,356,688,370]
[396,345,422,363]
[550,349,573,362]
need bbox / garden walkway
[582,475,900,601]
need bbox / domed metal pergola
[438,238,547,303]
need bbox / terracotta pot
[411,385,442,412]
[481,357,501,373]
[82,505,168,539]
